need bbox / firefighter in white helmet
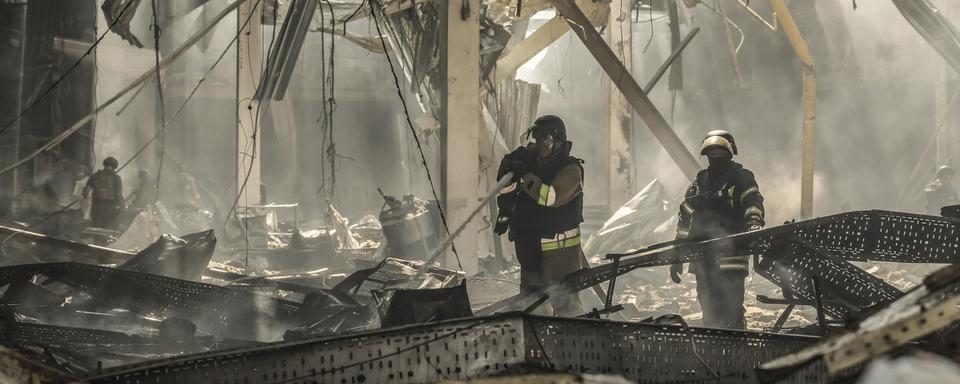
[670,130,764,330]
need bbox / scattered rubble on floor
[0,206,957,382]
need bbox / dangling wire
[368,0,462,269]
[150,0,167,203]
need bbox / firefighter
[670,130,764,330]
[83,157,125,229]
[495,115,586,316]
[925,165,958,215]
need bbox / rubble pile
[0,199,957,383]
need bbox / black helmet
[528,115,567,143]
[103,157,119,169]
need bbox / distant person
[83,157,125,229]
[925,165,958,215]
[670,130,764,330]
[128,170,157,209]
[495,115,586,317]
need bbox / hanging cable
[324,0,339,202]
[0,0,139,136]
[150,0,167,202]
[1,0,263,245]
[224,0,276,226]
[368,0,462,270]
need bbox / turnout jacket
[497,142,585,270]
[675,161,764,273]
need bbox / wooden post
[441,0,481,274]
[606,0,632,210]
[549,0,700,179]
[768,0,816,219]
[237,0,263,206]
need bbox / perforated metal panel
[89,314,827,384]
[756,240,903,319]
[482,210,959,315]
[91,316,526,384]
[523,317,825,384]
[791,211,960,263]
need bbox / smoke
[520,1,951,223]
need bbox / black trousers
[694,269,746,330]
[90,198,119,229]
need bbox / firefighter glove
[669,263,684,284]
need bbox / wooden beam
[441,0,481,274]
[237,0,263,206]
[768,0,816,219]
[549,0,700,179]
[606,0,632,210]
[493,0,608,83]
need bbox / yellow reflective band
[541,235,581,251]
[537,184,550,206]
[744,206,763,218]
[681,201,695,214]
[740,186,760,205]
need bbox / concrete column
[440,0,481,274]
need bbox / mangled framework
[88,314,826,384]
[479,210,960,319]
[0,262,302,341]
[757,263,960,382]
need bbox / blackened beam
[0,225,134,264]
[477,210,960,315]
[549,0,701,178]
